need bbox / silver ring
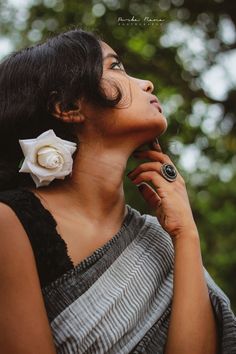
[160,163,177,182]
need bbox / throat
[55,208,129,268]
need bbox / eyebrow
[103,53,121,61]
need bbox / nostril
[146,80,154,93]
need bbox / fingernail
[153,139,162,152]
[154,137,159,145]
[126,169,134,176]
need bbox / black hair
[0,28,123,191]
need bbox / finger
[132,171,173,203]
[129,171,182,198]
[136,182,162,209]
[148,138,163,152]
[130,171,169,190]
[127,161,162,180]
[153,138,163,152]
[133,150,172,164]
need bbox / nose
[134,77,154,93]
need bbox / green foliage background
[1,0,235,311]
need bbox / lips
[150,97,163,113]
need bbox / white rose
[19,129,77,188]
[37,146,64,169]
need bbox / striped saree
[40,205,236,354]
[0,188,235,353]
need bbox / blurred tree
[0,0,235,311]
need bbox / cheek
[101,74,132,106]
[126,82,149,110]
[100,77,118,98]
[126,91,150,116]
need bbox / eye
[110,61,125,71]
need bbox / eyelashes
[110,61,125,71]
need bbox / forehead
[100,41,118,58]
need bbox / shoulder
[0,194,57,353]
[0,197,35,269]
[0,191,24,231]
[0,187,30,211]
[0,188,39,275]
[0,188,31,235]
[0,187,52,233]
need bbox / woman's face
[80,41,168,149]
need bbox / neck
[36,145,130,224]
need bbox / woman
[0,28,235,354]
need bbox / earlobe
[67,109,85,123]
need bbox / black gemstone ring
[160,163,177,182]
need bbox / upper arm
[0,202,57,354]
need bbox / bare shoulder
[0,201,35,271]
[0,200,27,235]
[0,202,56,354]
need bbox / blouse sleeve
[203,266,236,354]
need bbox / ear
[53,102,85,123]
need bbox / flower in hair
[18,129,77,188]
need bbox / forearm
[164,229,219,354]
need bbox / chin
[159,122,168,136]
[159,125,168,136]
[152,115,168,136]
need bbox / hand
[127,140,198,240]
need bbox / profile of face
[76,41,168,153]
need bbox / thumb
[137,182,161,209]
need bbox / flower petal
[36,129,57,141]
[27,161,61,177]
[19,159,31,173]
[19,139,37,156]
[18,129,77,188]
[30,173,52,188]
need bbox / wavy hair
[0,28,123,191]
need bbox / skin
[28,41,219,353]
[30,41,168,245]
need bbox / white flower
[19,129,77,188]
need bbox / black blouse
[0,187,74,288]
